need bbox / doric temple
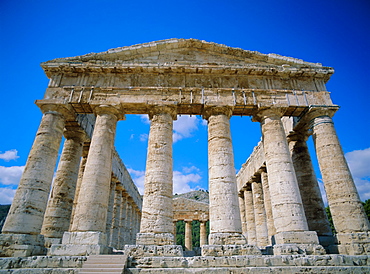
[1,39,369,272]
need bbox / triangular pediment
[42,38,325,69]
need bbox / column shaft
[109,186,122,247]
[288,132,333,243]
[41,130,85,241]
[206,108,245,245]
[105,180,116,246]
[312,115,370,233]
[258,109,308,233]
[200,221,208,246]
[71,111,118,232]
[244,189,257,245]
[2,110,65,234]
[137,107,175,245]
[260,170,276,245]
[252,181,269,247]
[185,220,193,251]
[238,194,248,239]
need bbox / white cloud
[345,147,370,201]
[172,115,200,143]
[346,148,370,179]
[139,134,148,142]
[0,166,24,185]
[173,171,201,194]
[128,165,202,195]
[140,114,150,124]
[0,187,16,204]
[0,149,20,161]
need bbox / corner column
[50,105,123,255]
[253,108,324,255]
[308,108,370,255]
[0,104,71,257]
[136,106,178,246]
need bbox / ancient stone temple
[1,39,369,273]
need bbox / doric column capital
[148,105,177,120]
[63,129,86,142]
[202,105,233,120]
[37,103,75,120]
[287,130,310,143]
[92,104,125,120]
[295,106,339,131]
[252,107,285,123]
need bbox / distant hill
[0,205,10,231]
[173,190,209,204]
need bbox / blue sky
[0,0,369,204]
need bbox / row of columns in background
[138,105,369,255]
[0,104,141,256]
[173,220,208,251]
[238,107,370,253]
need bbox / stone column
[173,220,178,238]
[288,130,334,248]
[252,180,269,247]
[0,104,70,257]
[41,129,86,247]
[238,193,248,239]
[204,106,246,245]
[308,108,370,254]
[126,201,133,244]
[105,179,117,247]
[260,169,276,245]
[253,108,323,255]
[136,106,177,245]
[244,187,257,245]
[185,220,193,251]
[118,192,128,248]
[200,221,208,246]
[110,185,122,248]
[50,105,123,256]
[69,144,89,230]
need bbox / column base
[201,244,262,256]
[272,231,326,255]
[0,233,46,257]
[208,232,247,245]
[336,232,370,255]
[124,244,184,258]
[43,237,62,248]
[48,231,112,256]
[136,233,175,245]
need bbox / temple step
[79,255,126,274]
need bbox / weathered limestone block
[125,245,184,258]
[201,244,262,256]
[41,129,85,245]
[49,232,112,256]
[204,106,246,244]
[137,106,176,245]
